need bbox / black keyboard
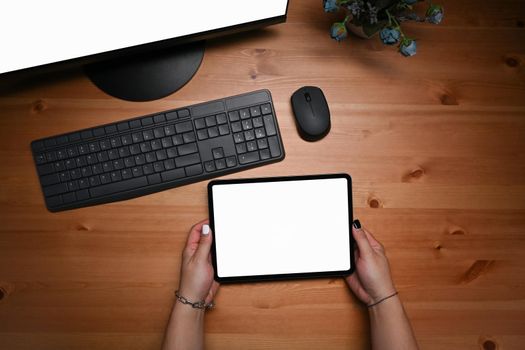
[31,90,285,212]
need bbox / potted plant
[324,0,444,56]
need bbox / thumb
[195,224,213,261]
[352,220,373,257]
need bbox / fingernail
[202,224,210,235]
[352,220,361,229]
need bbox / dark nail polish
[353,220,361,229]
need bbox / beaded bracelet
[367,291,399,308]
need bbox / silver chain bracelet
[175,291,214,310]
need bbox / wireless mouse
[291,86,331,141]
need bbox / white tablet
[208,174,354,283]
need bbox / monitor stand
[85,41,205,102]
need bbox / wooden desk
[1,1,524,349]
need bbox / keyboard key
[183,132,196,143]
[250,106,261,117]
[217,113,227,124]
[156,150,168,160]
[118,147,130,158]
[236,143,247,154]
[46,195,62,207]
[173,134,184,145]
[161,168,185,181]
[121,168,133,179]
[205,115,217,127]
[268,136,281,158]
[56,149,67,160]
[35,153,46,164]
[102,162,114,172]
[212,148,224,159]
[260,149,270,160]
[185,164,203,176]
[148,173,161,184]
[44,138,57,147]
[45,151,57,162]
[86,154,98,165]
[113,159,125,170]
[255,128,266,139]
[117,122,129,131]
[233,133,244,143]
[162,137,173,148]
[164,125,176,136]
[143,130,154,141]
[81,130,94,139]
[215,159,226,170]
[178,109,190,119]
[110,137,122,148]
[97,151,109,162]
[261,103,272,115]
[76,189,90,201]
[79,178,90,189]
[37,163,55,176]
[146,152,157,163]
[129,144,141,155]
[70,169,81,180]
[124,157,135,168]
[111,171,122,182]
[94,127,106,136]
[164,159,176,170]
[141,117,153,126]
[165,111,178,121]
[143,164,154,175]
[238,151,260,164]
[154,127,165,138]
[90,176,148,198]
[219,125,229,135]
[257,138,268,149]
[228,110,240,122]
[244,130,255,141]
[108,149,119,160]
[208,127,219,138]
[89,176,101,187]
[132,133,144,143]
[263,115,277,136]
[226,156,237,168]
[134,154,146,165]
[54,161,66,172]
[121,135,133,145]
[175,121,193,134]
[62,192,76,204]
[100,174,111,184]
[175,153,201,168]
[167,147,178,158]
[178,143,198,156]
[247,141,257,152]
[59,171,70,182]
[104,125,118,134]
[153,114,166,123]
[129,120,142,129]
[240,108,250,119]
[140,142,152,153]
[253,117,263,128]
[132,166,144,177]
[197,129,208,140]
[204,161,216,172]
[195,118,206,129]
[81,167,92,177]
[43,183,68,197]
[231,122,242,133]
[242,120,253,130]
[41,174,60,186]
[151,140,162,150]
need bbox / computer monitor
[1,0,289,101]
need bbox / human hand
[345,220,396,305]
[178,219,220,305]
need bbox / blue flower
[379,27,401,45]
[400,39,417,57]
[330,22,348,42]
[324,0,339,13]
[426,5,444,24]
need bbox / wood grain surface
[1,0,524,349]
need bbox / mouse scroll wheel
[305,93,311,102]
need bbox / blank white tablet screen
[212,178,351,278]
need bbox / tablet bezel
[208,173,354,283]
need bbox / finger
[184,219,209,252]
[195,224,213,261]
[352,224,373,257]
[362,228,384,252]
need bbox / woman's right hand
[345,220,397,305]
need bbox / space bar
[89,176,148,198]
